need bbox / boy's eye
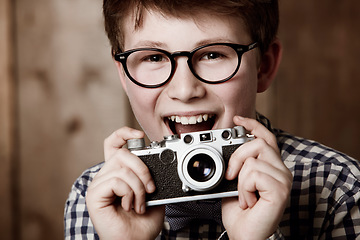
[200,52,226,61]
[143,54,167,63]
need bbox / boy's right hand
[86,127,165,240]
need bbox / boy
[64,0,360,239]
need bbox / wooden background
[1,1,359,239]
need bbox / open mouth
[166,114,216,135]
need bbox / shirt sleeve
[320,182,360,238]
[64,164,103,240]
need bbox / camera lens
[187,154,215,182]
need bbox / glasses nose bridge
[170,51,193,74]
[171,51,192,64]
[171,50,191,58]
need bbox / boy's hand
[86,127,165,240]
[222,116,292,240]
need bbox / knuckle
[268,136,278,150]
[278,185,290,201]
[104,127,129,145]
[107,156,122,169]
[136,187,146,198]
[268,134,277,144]
[250,169,262,179]
[114,127,126,137]
[103,135,111,147]
[137,164,150,177]
[108,127,124,140]
[117,147,130,155]
[124,189,134,198]
[255,138,267,147]
[112,148,130,163]
[243,157,257,168]
[113,130,123,139]
[119,166,132,176]
[109,176,123,187]
[286,176,293,190]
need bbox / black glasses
[114,42,258,88]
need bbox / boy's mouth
[165,114,216,135]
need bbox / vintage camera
[127,126,254,206]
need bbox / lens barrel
[180,145,225,192]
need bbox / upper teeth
[168,114,214,125]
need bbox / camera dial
[127,138,145,150]
[164,134,179,141]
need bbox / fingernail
[236,116,245,121]
[140,204,145,214]
[226,168,232,179]
[147,182,156,193]
[239,199,247,210]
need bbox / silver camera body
[128,126,254,206]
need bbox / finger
[87,176,133,211]
[233,116,278,151]
[236,157,261,209]
[239,156,291,187]
[226,138,281,180]
[115,148,156,194]
[104,127,145,161]
[92,165,147,214]
[236,156,258,209]
[238,169,279,210]
[237,159,291,209]
[249,171,289,206]
[99,148,156,194]
[121,191,134,212]
[119,167,147,214]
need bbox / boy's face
[117,10,261,141]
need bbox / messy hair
[103,0,278,56]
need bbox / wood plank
[15,0,131,239]
[0,0,14,239]
[258,1,360,159]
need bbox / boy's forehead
[122,8,249,43]
[132,7,244,23]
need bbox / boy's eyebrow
[132,40,166,49]
[195,38,235,47]
[129,38,237,51]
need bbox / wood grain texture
[0,0,14,239]
[15,0,130,239]
[257,1,360,159]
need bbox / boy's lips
[165,113,216,135]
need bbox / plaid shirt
[64,114,360,239]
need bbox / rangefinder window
[200,132,212,142]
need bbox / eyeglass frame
[114,42,258,89]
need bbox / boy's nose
[166,58,206,102]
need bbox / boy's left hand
[222,116,292,240]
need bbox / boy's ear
[114,60,128,94]
[257,38,282,93]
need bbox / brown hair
[103,0,279,56]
